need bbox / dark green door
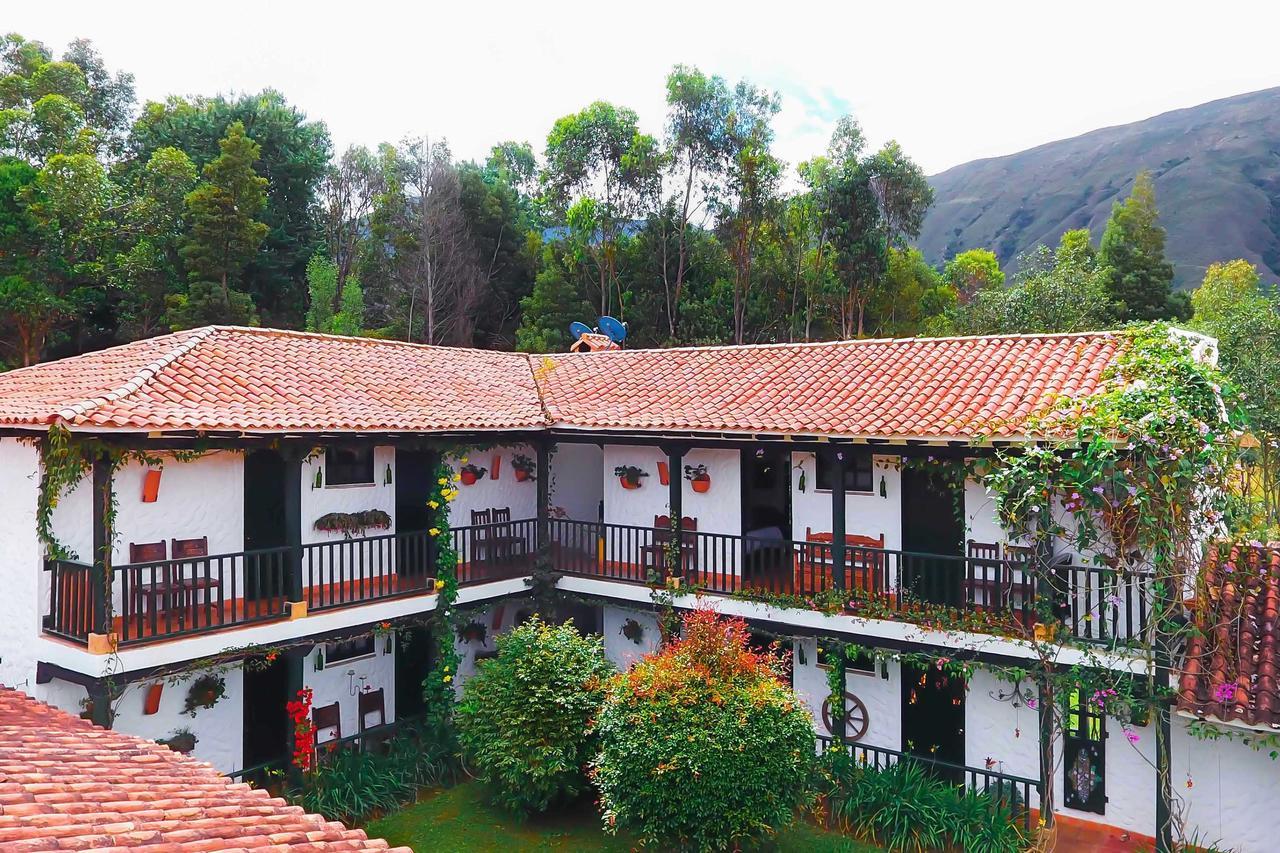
[900,466,965,606]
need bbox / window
[815,451,874,493]
[818,644,877,675]
[325,446,375,486]
[324,635,375,665]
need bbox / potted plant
[460,463,487,486]
[313,509,392,538]
[614,465,649,490]
[183,673,226,717]
[511,453,536,482]
[684,463,711,493]
[620,618,645,645]
[458,620,488,644]
[158,727,198,754]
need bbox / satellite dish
[569,321,593,341]
[598,315,627,343]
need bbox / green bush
[455,615,614,814]
[592,610,816,851]
[821,757,1028,853]
[299,720,453,824]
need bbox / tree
[127,90,331,326]
[304,253,363,336]
[456,617,614,814]
[1098,171,1177,321]
[943,248,1004,303]
[542,101,660,319]
[944,229,1118,335]
[660,65,732,339]
[864,140,933,250]
[592,610,814,850]
[319,144,379,316]
[825,158,885,337]
[515,239,594,352]
[172,121,268,327]
[715,81,781,343]
[458,160,536,348]
[485,140,538,201]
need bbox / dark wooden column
[87,678,112,729]
[663,443,686,579]
[284,652,306,786]
[90,453,111,639]
[1153,550,1174,853]
[536,436,552,553]
[424,448,441,576]
[282,444,305,611]
[1037,678,1055,829]
[828,449,847,593]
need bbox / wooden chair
[795,529,886,595]
[358,688,386,732]
[640,515,698,573]
[312,701,342,746]
[965,539,1007,608]
[471,507,525,564]
[170,536,220,612]
[127,541,177,626]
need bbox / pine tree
[1098,171,1176,321]
[172,121,267,327]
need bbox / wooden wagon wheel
[821,691,870,742]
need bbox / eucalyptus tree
[319,144,380,314]
[541,101,661,319]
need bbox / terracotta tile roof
[0,688,410,851]
[0,327,1124,440]
[536,333,1122,439]
[1178,543,1280,729]
[0,326,544,433]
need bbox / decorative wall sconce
[347,669,368,696]
[314,646,325,671]
[879,474,887,499]
[384,464,393,485]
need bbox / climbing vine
[420,456,463,745]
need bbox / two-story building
[0,325,1273,851]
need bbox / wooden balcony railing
[547,519,1153,644]
[43,521,537,646]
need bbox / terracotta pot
[620,477,640,490]
[691,475,711,493]
[515,469,530,482]
[143,682,163,716]
[460,470,477,486]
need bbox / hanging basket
[614,466,648,490]
[460,464,486,486]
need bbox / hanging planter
[511,453,536,482]
[684,463,711,493]
[158,728,198,754]
[460,463,487,486]
[620,618,645,645]
[313,509,391,538]
[183,673,226,717]
[457,620,487,644]
[614,465,649,490]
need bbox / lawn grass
[366,781,878,852]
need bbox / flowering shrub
[287,687,315,772]
[455,616,614,814]
[592,609,815,850]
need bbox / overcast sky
[9,1,1280,176]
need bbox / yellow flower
[429,527,440,536]
[434,579,445,590]
[453,474,461,482]
[427,500,439,509]
[460,456,469,464]
[443,665,451,673]
[437,477,448,485]
[443,675,452,683]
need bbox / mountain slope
[917,87,1280,288]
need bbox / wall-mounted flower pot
[143,682,164,716]
[460,470,478,486]
[515,469,530,482]
[459,465,486,486]
[620,477,641,490]
[141,469,162,503]
[690,474,711,493]
[614,466,648,490]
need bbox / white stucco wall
[0,439,43,691]
[302,446,396,545]
[445,445,538,529]
[791,453,902,549]
[791,636,901,752]
[550,443,603,522]
[303,634,396,744]
[602,606,660,669]
[602,446,742,536]
[109,665,246,774]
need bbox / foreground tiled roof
[537,333,1121,439]
[0,326,1124,440]
[1178,543,1280,730]
[0,327,544,433]
[0,689,409,851]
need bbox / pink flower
[1213,683,1235,704]
[1125,730,1140,745]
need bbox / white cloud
[8,0,1279,175]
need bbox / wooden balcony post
[828,448,847,593]
[283,445,305,616]
[536,436,551,553]
[284,652,305,787]
[89,453,111,640]
[662,443,686,580]
[425,448,441,576]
